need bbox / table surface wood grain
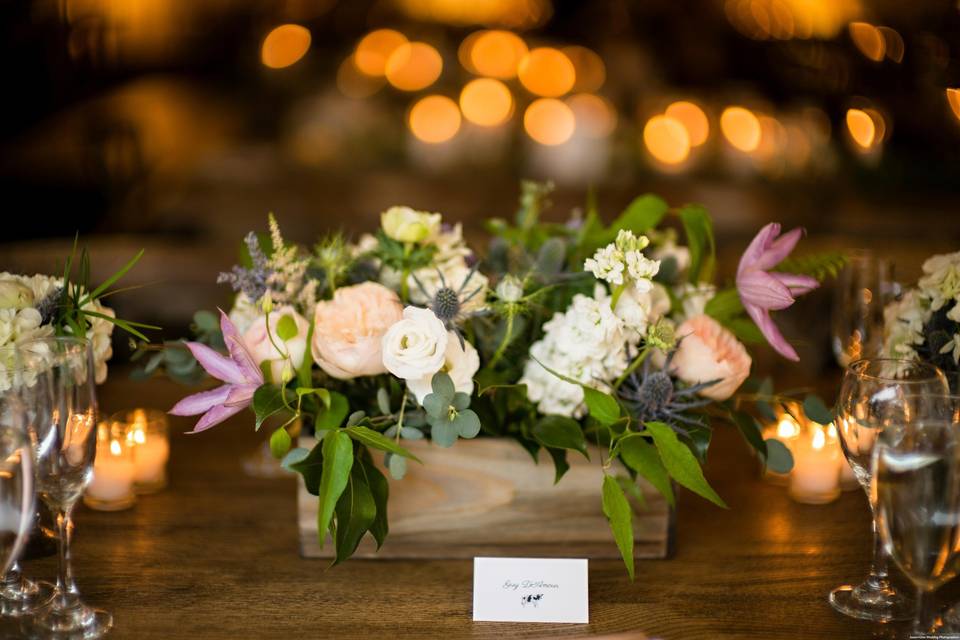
[0,374,934,639]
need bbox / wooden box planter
[298,437,673,559]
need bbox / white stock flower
[407,332,480,404]
[520,292,631,418]
[381,306,448,381]
[584,230,660,294]
[584,244,625,286]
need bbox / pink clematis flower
[169,309,264,433]
[736,223,819,362]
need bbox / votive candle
[84,422,136,511]
[789,424,842,504]
[117,409,170,494]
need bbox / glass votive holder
[83,421,137,512]
[788,423,842,505]
[114,409,170,494]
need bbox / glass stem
[54,505,78,609]
[868,514,890,586]
[915,587,938,633]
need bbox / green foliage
[276,314,298,341]
[269,427,292,459]
[530,357,620,426]
[802,394,835,425]
[763,439,794,474]
[315,391,349,430]
[613,195,669,235]
[345,426,421,462]
[532,415,588,459]
[619,435,674,507]
[545,447,569,484]
[703,289,744,323]
[644,421,726,508]
[333,462,377,565]
[422,372,481,448]
[358,453,390,549]
[679,205,715,284]
[776,252,847,282]
[252,384,295,431]
[601,475,635,580]
[316,431,354,549]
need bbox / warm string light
[385,42,443,91]
[354,29,407,76]
[409,95,461,143]
[643,115,690,165]
[720,106,762,152]
[460,79,514,127]
[518,47,576,98]
[261,24,311,69]
[524,98,575,145]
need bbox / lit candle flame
[812,426,826,450]
[110,440,122,456]
[777,417,800,439]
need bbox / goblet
[830,250,897,368]
[873,416,960,633]
[829,358,949,622]
[18,337,112,639]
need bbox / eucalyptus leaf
[281,447,310,472]
[532,415,588,458]
[454,410,481,439]
[422,393,448,419]
[730,411,767,456]
[400,426,424,440]
[346,411,366,427]
[534,237,567,276]
[619,435,674,507]
[377,388,391,415]
[601,475,635,581]
[404,411,427,428]
[431,372,456,402]
[645,421,726,508]
[386,453,407,480]
[763,438,794,474]
[431,420,459,448]
[193,310,218,332]
[452,392,471,411]
[803,395,834,425]
[316,431,354,548]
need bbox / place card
[472,557,589,623]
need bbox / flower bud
[381,206,441,244]
[495,275,524,303]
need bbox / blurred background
[1,0,959,377]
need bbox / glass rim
[847,358,946,383]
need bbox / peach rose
[671,314,751,401]
[312,282,403,380]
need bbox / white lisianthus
[882,290,930,362]
[381,206,442,244]
[520,292,631,418]
[407,332,480,404]
[382,306,448,381]
[242,306,310,383]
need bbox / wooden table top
[0,374,932,639]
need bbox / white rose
[242,306,310,383]
[381,206,442,243]
[407,332,480,404]
[0,280,34,310]
[381,306,448,380]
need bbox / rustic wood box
[298,437,673,560]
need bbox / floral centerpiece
[883,250,960,389]
[161,183,837,576]
[0,245,150,390]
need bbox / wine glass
[829,358,950,622]
[0,344,49,617]
[18,336,112,638]
[873,416,960,634]
[0,388,39,613]
[831,250,898,368]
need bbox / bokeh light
[948,88,960,123]
[355,29,408,76]
[524,98,575,145]
[468,30,528,79]
[878,27,904,63]
[566,94,616,138]
[518,48,576,97]
[562,46,606,93]
[409,95,461,143]
[261,24,311,69]
[385,42,443,91]
[845,108,875,148]
[459,78,514,126]
[337,55,384,98]
[643,115,690,165]
[848,22,884,62]
[394,0,552,30]
[665,101,709,147]
[720,106,761,152]
[724,0,862,40]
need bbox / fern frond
[775,252,847,282]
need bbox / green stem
[488,310,515,369]
[395,387,407,444]
[609,283,627,310]
[614,346,651,389]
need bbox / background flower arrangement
[883,250,960,389]
[0,244,151,390]
[157,182,842,576]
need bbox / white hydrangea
[584,230,660,293]
[520,292,631,418]
[882,290,930,361]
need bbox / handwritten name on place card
[472,557,589,624]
